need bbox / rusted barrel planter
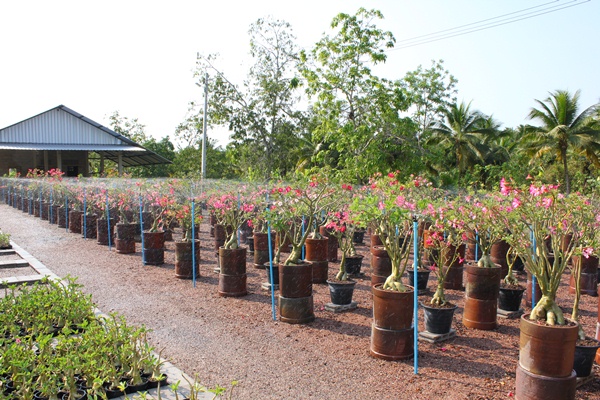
[525,271,543,308]
[279,261,314,324]
[442,244,465,291]
[569,255,598,297]
[218,247,247,297]
[96,218,115,246]
[68,210,82,233]
[175,240,201,279]
[516,314,578,400]
[143,231,165,265]
[41,202,50,221]
[253,232,275,269]
[490,240,510,278]
[462,263,501,330]
[305,237,328,284]
[319,226,338,262]
[57,206,67,228]
[371,246,392,286]
[115,223,136,254]
[80,213,97,239]
[370,284,414,360]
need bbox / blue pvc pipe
[106,193,112,251]
[192,200,197,288]
[413,219,419,375]
[474,231,479,262]
[531,233,537,308]
[267,220,276,321]
[301,215,305,260]
[139,195,145,265]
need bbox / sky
[0,0,598,148]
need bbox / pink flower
[378,201,385,210]
[512,197,521,209]
[542,197,553,209]
[583,247,594,259]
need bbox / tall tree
[524,90,600,194]
[403,60,458,149]
[193,17,303,180]
[427,101,495,177]
[299,8,409,181]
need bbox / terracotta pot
[214,224,228,252]
[218,247,247,297]
[516,314,578,400]
[279,261,313,298]
[305,237,328,262]
[442,243,465,290]
[68,210,82,233]
[175,240,201,279]
[96,218,115,246]
[525,271,543,308]
[370,284,414,360]
[49,204,60,224]
[568,255,598,297]
[319,226,338,262]
[464,230,482,261]
[41,202,49,220]
[518,313,578,378]
[80,213,97,239]
[490,240,510,277]
[370,246,392,286]
[143,231,165,265]
[57,206,67,228]
[370,233,383,247]
[279,260,314,324]
[253,232,275,268]
[115,223,136,254]
[463,263,501,330]
[372,283,414,331]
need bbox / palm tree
[524,90,600,194]
[427,101,495,177]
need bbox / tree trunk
[562,146,570,194]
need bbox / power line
[389,0,590,51]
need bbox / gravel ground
[1,203,599,400]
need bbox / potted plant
[169,199,202,279]
[420,197,467,335]
[208,190,256,297]
[268,176,337,324]
[351,172,421,360]
[141,185,174,266]
[115,187,137,254]
[460,192,505,330]
[498,180,595,399]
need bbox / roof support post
[56,151,62,171]
[99,154,105,176]
[117,153,123,176]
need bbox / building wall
[0,150,89,177]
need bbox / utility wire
[389,0,590,50]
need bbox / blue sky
[1,0,598,147]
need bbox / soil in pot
[326,279,356,305]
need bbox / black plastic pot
[498,286,525,311]
[264,263,280,285]
[421,302,457,334]
[345,255,364,276]
[407,269,430,292]
[327,280,356,305]
[573,340,600,377]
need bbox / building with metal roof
[0,105,171,177]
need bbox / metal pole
[413,219,419,375]
[202,72,208,180]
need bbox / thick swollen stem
[285,245,303,265]
[530,295,565,325]
[336,253,348,281]
[431,283,446,306]
[477,254,494,268]
[503,272,518,286]
[382,274,406,292]
[224,232,238,250]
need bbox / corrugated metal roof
[0,105,171,166]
